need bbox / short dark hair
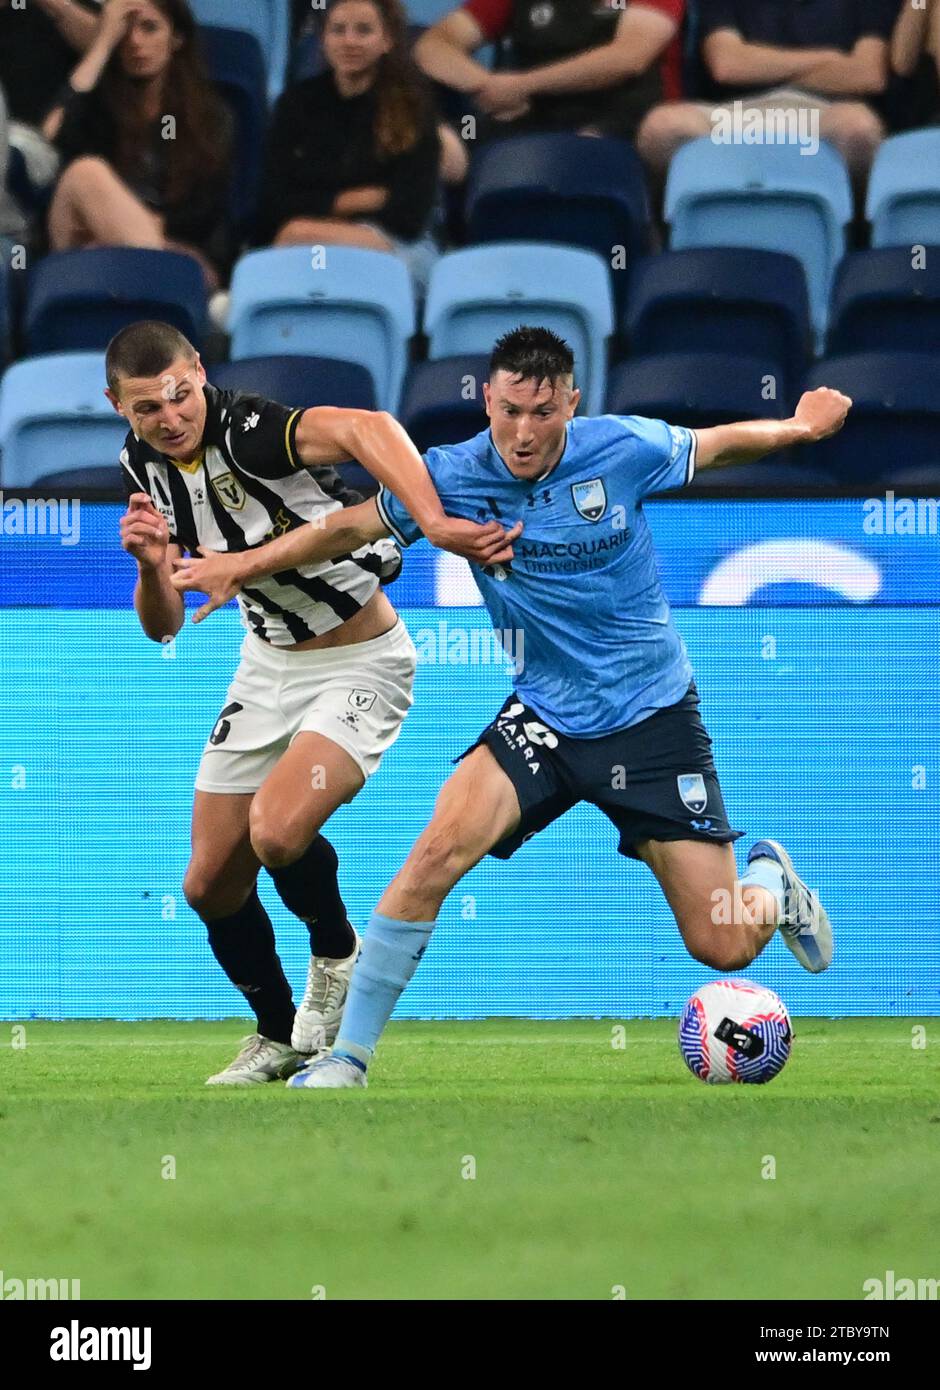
[488,326,575,387]
[105,321,197,394]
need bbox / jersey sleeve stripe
[686,429,697,486]
[375,486,412,546]
[285,409,303,469]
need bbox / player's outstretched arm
[293,406,520,564]
[693,387,852,471]
[170,498,388,624]
[170,498,519,624]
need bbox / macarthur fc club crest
[211,471,247,511]
[571,477,607,522]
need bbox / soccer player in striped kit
[109,320,517,1084]
[172,326,849,1091]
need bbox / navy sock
[204,888,295,1044]
[268,834,355,959]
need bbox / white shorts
[194,620,417,795]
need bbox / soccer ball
[678,979,793,1084]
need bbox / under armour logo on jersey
[242,412,260,431]
[526,489,552,508]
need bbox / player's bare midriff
[264,588,399,653]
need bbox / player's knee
[183,865,252,920]
[404,824,475,894]
[248,811,311,871]
[687,927,752,974]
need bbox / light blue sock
[740,856,786,921]
[332,912,435,1070]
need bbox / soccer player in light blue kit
[173,327,850,1090]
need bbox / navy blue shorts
[459,682,744,861]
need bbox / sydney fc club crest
[677,773,708,814]
[571,477,607,522]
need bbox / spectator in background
[0,0,102,223]
[0,0,100,127]
[256,0,442,290]
[638,0,897,188]
[414,0,684,141]
[890,0,940,126]
[43,0,233,288]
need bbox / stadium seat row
[6,240,940,413]
[1,347,937,494]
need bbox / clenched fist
[793,387,852,443]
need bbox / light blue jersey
[377,414,698,738]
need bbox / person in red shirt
[414,0,684,141]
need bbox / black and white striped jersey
[120,383,400,646]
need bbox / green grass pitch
[1,1018,937,1301]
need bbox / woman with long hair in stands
[43,0,233,288]
[257,0,452,290]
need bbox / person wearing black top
[257,0,441,289]
[638,0,898,188]
[42,0,232,288]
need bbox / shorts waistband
[243,617,413,669]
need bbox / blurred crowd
[1,0,938,298]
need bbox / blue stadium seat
[199,25,268,235]
[828,247,940,355]
[465,134,650,306]
[190,0,289,101]
[423,244,613,415]
[210,355,377,409]
[665,138,852,346]
[804,353,940,482]
[401,355,491,453]
[0,353,127,490]
[23,249,208,356]
[605,353,833,488]
[625,248,810,396]
[228,247,416,412]
[867,130,940,247]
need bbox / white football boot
[286,1054,367,1089]
[291,930,361,1055]
[747,839,833,973]
[205,1033,307,1086]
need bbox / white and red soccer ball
[678,979,793,1084]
